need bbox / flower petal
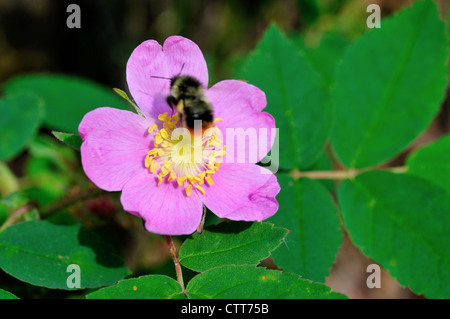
[202,163,280,221]
[126,36,208,119]
[120,170,204,235]
[205,80,276,164]
[79,107,152,192]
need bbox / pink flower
[79,36,280,235]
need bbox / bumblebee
[152,66,214,131]
[166,75,213,130]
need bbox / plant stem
[41,188,104,216]
[166,235,186,293]
[291,166,407,180]
[0,203,37,232]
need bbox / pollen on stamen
[145,114,226,196]
[168,171,177,181]
[150,160,159,173]
[148,124,158,134]
[160,165,169,177]
[177,176,186,186]
[158,112,169,121]
[205,174,214,186]
[164,160,173,167]
[159,128,169,139]
[194,184,205,195]
[154,133,163,146]
[161,140,171,148]
[207,159,216,171]
[213,126,221,136]
[204,128,214,138]
[185,184,192,196]
[144,155,153,168]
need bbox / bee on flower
[79,36,280,235]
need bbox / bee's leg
[166,96,177,115]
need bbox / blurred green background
[0,0,447,85]
[0,0,449,299]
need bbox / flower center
[144,112,225,196]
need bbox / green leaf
[0,94,44,160]
[338,171,450,298]
[268,174,342,282]
[406,134,450,194]
[52,131,83,151]
[86,275,183,299]
[0,162,19,196]
[237,24,332,169]
[3,74,128,133]
[186,265,347,299]
[23,135,76,207]
[303,34,351,86]
[0,221,130,289]
[331,0,448,168]
[113,88,144,117]
[113,88,132,102]
[179,222,288,272]
[292,32,352,87]
[0,288,19,299]
[0,205,6,226]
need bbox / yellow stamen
[166,121,175,130]
[214,148,226,157]
[147,149,159,157]
[205,174,214,186]
[145,112,226,196]
[150,160,158,173]
[144,154,153,168]
[168,170,177,181]
[186,184,192,196]
[189,175,203,184]
[194,184,205,195]
[212,118,223,123]
[208,158,216,171]
[148,124,158,133]
[210,138,222,148]
[213,126,222,136]
[160,165,169,177]
[186,175,197,185]
[158,112,168,121]
[214,135,222,144]
[159,128,169,140]
[204,128,214,137]
[177,176,186,186]
[164,160,173,168]
[161,140,171,148]
[154,133,163,146]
